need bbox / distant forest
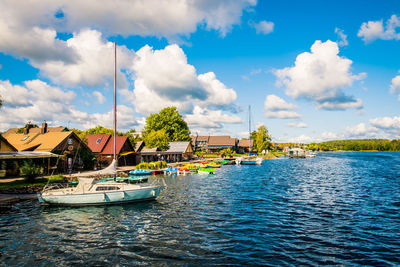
[309,139,400,151]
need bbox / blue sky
[0,0,399,142]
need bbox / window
[96,186,120,191]
[96,138,102,144]
[68,138,73,145]
[21,136,29,141]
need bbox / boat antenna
[113,41,117,181]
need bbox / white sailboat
[236,106,263,165]
[38,43,164,206]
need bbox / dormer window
[96,138,102,144]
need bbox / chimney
[41,121,48,134]
[23,123,34,135]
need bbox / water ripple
[1,152,400,265]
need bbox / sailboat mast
[249,105,251,154]
[113,42,117,180]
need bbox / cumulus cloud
[185,106,242,129]
[0,0,255,43]
[251,20,274,35]
[345,122,379,138]
[369,116,400,131]
[0,79,138,131]
[390,75,400,100]
[274,40,365,110]
[264,94,301,119]
[93,91,106,104]
[335,27,348,47]
[358,14,400,43]
[35,29,134,88]
[288,134,313,144]
[287,122,308,128]
[131,44,238,125]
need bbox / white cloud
[264,94,296,111]
[131,44,238,121]
[321,131,341,140]
[93,91,106,104]
[335,27,348,47]
[344,123,379,138]
[35,29,134,88]
[0,79,138,131]
[274,40,365,110]
[264,94,301,119]
[185,106,242,129]
[288,134,313,144]
[390,75,400,100]
[287,122,308,128]
[0,0,255,43]
[252,20,274,35]
[265,111,301,119]
[369,116,400,131]
[358,14,400,43]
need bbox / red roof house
[86,134,137,167]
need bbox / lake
[1,152,400,265]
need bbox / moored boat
[129,169,153,176]
[198,168,215,175]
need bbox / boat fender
[151,190,155,196]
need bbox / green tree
[144,107,191,142]
[144,129,170,151]
[253,125,272,153]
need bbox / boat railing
[42,182,69,192]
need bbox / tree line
[308,139,400,151]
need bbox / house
[191,135,210,151]
[4,123,91,173]
[140,141,194,163]
[86,134,139,168]
[207,136,238,152]
[237,139,253,154]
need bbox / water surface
[1,152,400,265]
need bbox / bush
[20,160,42,182]
[136,161,167,170]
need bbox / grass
[0,174,65,190]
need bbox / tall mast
[249,105,251,154]
[113,42,117,180]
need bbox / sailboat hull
[38,186,163,206]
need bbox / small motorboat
[164,167,178,175]
[198,168,215,175]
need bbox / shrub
[20,160,42,183]
[136,161,167,170]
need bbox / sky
[0,0,399,143]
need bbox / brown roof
[2,128,19,138]
[141,147,160,153]
[5,132,73,152]
[196,136,210,142]
[238,139,253,148]
[29,126,68,133]
[86,134,111,153]
[208,136,237,146]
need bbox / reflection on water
[1,152,400,265]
